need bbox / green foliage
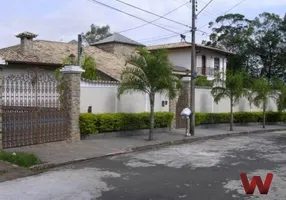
[79,112,174,135]
[202,13,254,73]
[85,24,112,44]
[211,70,248,104]
[252,12,286,80]
[81,56,99,80]
[118,47,181,140]
[211,70,251,130]
[252,78,279,110]
[203,12,286,79]
[60,55,99,81]
[277,86,286,112]
[0,151,41,168]
[195,112,286,125]
[118,47,181,100]
[195,76,212,87]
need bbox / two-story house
[147,42,234,80]
[147,42,235,129]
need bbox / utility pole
[77,34,83,67]
[189,0,196,136]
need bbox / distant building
[91,32,145,57]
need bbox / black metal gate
[2,68,68,148]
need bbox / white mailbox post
[180,107,192,136]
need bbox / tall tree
[211,70,248,131]
[118,47,181,140]
[202,14,254,73]
[251,12,286,81]
[85,24,112,44]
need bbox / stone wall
[95,43,115,54]
[95,43,137,58]
[175,82,190,129]
[113,43,137,57]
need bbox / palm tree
[273,79,286,112]
[211,70,247,131]
[252,78,279,128]
[277,86,286,112]
[244,89,255,112]
[118,47,181,140]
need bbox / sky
[0,0,285,48]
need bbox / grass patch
[0,150,41,168]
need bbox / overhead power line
[138,33,177,42]
[113,0,191,28]
[198,0,247,29]
[196,0,215,17]
[145,34,182,44]
[86,0,181,34]
[119,2,189,33]
[142,30,190,43]
[223,0,247,14]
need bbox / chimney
[16,32,37,55]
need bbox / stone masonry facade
[95,43,137,58]
[63,73,81,142]
[173,82,190,129]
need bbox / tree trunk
[149,93,155,141]
[230,98,234,131]
[263,103,266,129]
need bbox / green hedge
[80,112,174,135]
[196,111,286,125]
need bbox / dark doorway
[202,55,206,75]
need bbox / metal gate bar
[2,68,68,148]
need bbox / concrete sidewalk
[6,124,286,170]
[0,161,32,182]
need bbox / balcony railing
[196,67,221,77]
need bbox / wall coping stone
[60,65,85,74]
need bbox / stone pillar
[60,65,85,142]
[169,77,191,131]
[169,92,179,131]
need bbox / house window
[214,57,220,70]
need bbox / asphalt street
[0,131,286,200]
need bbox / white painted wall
[80,80,169,113]
[3,66,277,114]
[195,87,277,113]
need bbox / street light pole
[189,0,196,136]
[186,70,191,137]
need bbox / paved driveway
[0,131,286,200]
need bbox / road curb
[29,128,286,172]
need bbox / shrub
[0,151,41,167]
[195,111,286,125]
[80,112,174,135]
[195,75,212,87]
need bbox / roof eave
[148,45,235,55]
[92,41,145,47]
[7,60,61,66]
